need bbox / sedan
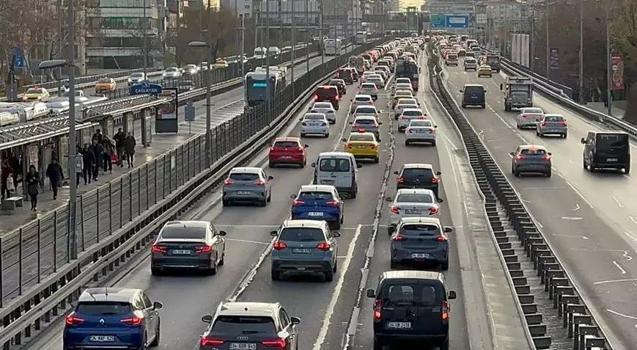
[405,119,437,146]
[350,94,375,114]
[127,72,146,86]
[344,132,380,163]
[22,87,49,101]
[390,217,452,270]
[398,108,426,131]
[392,90,414,107]
[351,116,382,142]
[269,137,308,167]
[222,167,273,206]
[301,113,330,137]
[516,107,544,129]
[510,144,552,177]
[388,188,440,234]
[537,114,567,138]
[309,102,337,124]
[94,78,117,93]
[162,67,182,79]
[367,76,385,89]
[359,83,379,100]
[477,64,492,78]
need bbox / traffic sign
[431,14,446,28]
[185,102,196,121]
[447,15,468,28]
[10,47,26,70]
[129,81,163,95]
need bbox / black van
[460,84,486,108]
[367,271,456,350]
[581,131,630,174]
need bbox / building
[484,0,527,52]
[221,0,252,15]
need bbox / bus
[355,31,368,45]
[245,67,286,106]
[324,39,342,56]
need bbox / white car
[352,105,380,120]
[268,46,282,58]
[394,82,414,93]
[162,67,182,79]
[127,72,146,86]
[367,76,385,89]
[309,102,337,124]
[373,66,390,80]
[405,119,437,146]
[359,83,379,100]
[300,113,330,137]
[398,108,426,131]
[516,107,544,129]
[389,188,440,234]
[394,98,420,119]
[395,78,411,86]
[350,94,375,114]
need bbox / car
[388,188,440,234]
[351,115,382,142]
[22,87,50,101]
[270,219,340,281]
[253,47,267,59]
[301,113,330,137]
[290,185,344,229]
[222,167,273,206]
[536,113,567,138]
[347,67,360,82]
[460,84,486,109]
[269,137,308,168]
[199,302,300,349]
[581,131,630,173]
[63,288,163,350]
[162,67,182,79]
[463,57,477,71]
[312,152,361,198]
[367,75,386,89]
[352,105,380,120]
[359,83,379,100]
[268,46,281,59]
[394,98,420,119]
[477,64,492,77]
[95,77,117,93]
[309,102,337,123]
[366,271,456,350]
[405,119,437,146]
[390,217,453,270]
[395,77,411,86]
[344,132,380,163]
[329,78,347,96]
[183,64,199,75]
[151,220,227,274]
[394,163,441,198]
[516,107,544,129]
[445,52,459,66]
[350,94,375,114]
[510,144,552,177]
[392,90,414,107]
[127,72,146,86]
[393,83,414,93]
[212,59,229,69]
[336,68,355,84]
[314,85,340,110]
[374,66,391,80]
[398,108,426,131]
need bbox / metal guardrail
[429,45,613,350]
[0,38,389,349]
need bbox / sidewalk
[585,101,626,119]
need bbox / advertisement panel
[611,54,624,91]
[550,48,559,70]
[511,34,530,68]
[155,88,178,133]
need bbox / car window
[76,302,132,315]
[596,133,628,148]
[279,228,325,241]
[160,224,206,239]
[544,115,563,122]
[402,168,433,179]
[305,114,325,120]
[314,103,332,109]
[465,86,484,95]
[520,148,547,155]
[361,84,376,89]
[349,134,375,142]
[98,78,110,83]
[319,158,351,172]
[356,107,376,114]
[381,282,441,307]
[274,141,300,148]
[279,309,291,329]
[298,191,334,200]
[403,110,423,116]
[410,120,433,127]
[354,119,375,125]
[212,316,277,334]
[229,173,260,181]
[396,192,433,203]
[400,224,440,236]
[355,96,370,102]
[523,108,542,114]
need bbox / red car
[268,137,308,168]
[314,85,340,110]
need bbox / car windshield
[130,73,144,78]
[314,103,332,109]
[229,173,260,181]
[27,88,43,93]
[382,283,441,307]
[297,191,334,200]
[98,78,110,83]
[596,134,629,148]
[544,115,564,122]
[465,86,484,95]
[400,224,440,236]
[76,302,131,315]
[160,224,206,239]
[410,120,433,127]
[354,119,375,125]
[305,114,325,120]
[279,227,325,241]
[522,108,543,114]
[166,68,179,72]
[319,158,351,172]
[349,134,375,142]
[396,192,433,203]
[212,316,276,334]
[273,141,299,148]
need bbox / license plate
[356,145,367,149]
[90,335,115,342]
[416,129,427,133]
[404,209,422,214]
[411,253,430,259]
[307,212,324,217]
[280,156,292,159]
[387,322,412,329]
[607,158,618,162]
[172,249,191,255]
[293,248,312,254]
[230,343,257,350]
[238,191,252,195]
[321,180,334,184]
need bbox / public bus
[245,67,286,106]
[355,31,368,45]
[324,39,343,56]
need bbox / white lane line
[594,278,637,285]
[565,181,594,208]
[487,105,515,130]
[612,261,627,274]
[552,233,588,240]
[612,195,625,208]
[629,216,637,225]
[571,203,581,211]
[561,216,583,221]
[535,221,544,229]
[623,250,633,261]
[606,308,637,320]
[227,238,271,245]
[312,224,364,350]
[624,231,637,242]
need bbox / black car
[199,302,301,350]
[581,131,630,174]
[460,84,486,109]
[394,163,441,199]
[367,271,456,350]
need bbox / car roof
[464,84,484,88]
[402,108,423,113]
[355,105,377,110]
[349,132,376,139]
[518,144,547,151]
[402,163,434,170]
[78,288,140,303]
[398,217,442,226]
[282,219,327,229]
[274,136,301,142]
[318,151,355,158]
[217,302,280,317]
[164,220,209,229]
[354,115,377,120]
[396,188,435,195]
[299,184,336,192]
[543,113,564,118]
[380,270,444,283]
[230,167,262,174]
[354,94,373,99]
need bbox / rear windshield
[522,108,543,114]
[212,316,276,334]
[355,119,375,125]
[410,120,433,127]
[160,224,206,239]
[305,114,325,120]
[77,302,131,315]
[465,86,484,95]
[98,78,111,83]
[596,134,629,148]
[403,168,433,179]
[229,173,260,181]
[274,141,299,148]
[396,193,433,203]
[520,148,547,155]
[317,88,337,97]
[279,227,325,241]
[298,191,334,200]
[544,115,564,122]
[381,282,442,306]
[403,110,423,116]
[356,107,376,114]
[355,96,371,102]
[361,84,377,89]
[349,134,375,142]
[400,224,440,236]
[319,158,351,172]
[313,103,333,109]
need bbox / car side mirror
[290,316,301,325]
[580,138,587,144]
[509,152,515,156]
[436,171,441,175]
[311,162,316,167]
[366,289,376,298]
[289,194,296,199]
[499,83,503,90]
[547,152,552,156]
[268,175,274,180]
[357,163,363,168]
[202,315,213,323]
[304,144,309,148]
[333,231,341,237]
[153,301,163,310]
[444,226,453,233]
[448,291,457,300]
[393,171,399,175]
[385,196,393,202]
[459,89,463,93]
[342,138,347,142]
[218,230,227,236]
[270,230,279,237]
[378,122,383,125]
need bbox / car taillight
[432,177,439,184]
[442,300,449,322]
[373,299,383,320]
[224,178,233,185]
[316,242,332,251]
[541,122,547,127]
[196,244,213,254]
[292,199,304,206]
[121,311,144,326]
[151,244,167,254]
[262,338,288,348]
[65,312,84,326]
[255,179,265,185]
[273,240,288,250]
[429,206,440,215]
[301,122,308,126]
[313,94,318,101]
[397,176,404,184]
[560,120,567,126]
[392,234,407,241]
[391,206,400,214]
[335,95,340,101]
[358,128,366,133]
[346,143,352,149]
[200,337,225,346]
[436,235,448,242]
[326,199,340,207]
[542,154,551,161]
[515,154,525,161]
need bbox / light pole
[578,0,584,102]
[241,12,246,78]
[143,0,148,76]
[188,40,216,165]
[305,0,310,73]
[266,0,271,112]
[605,5,612,116]
[545,0,550,78]
[320,0,325,64]
[291,0,295,96]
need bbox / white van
[312,152,361,198]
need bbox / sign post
[156,88,179,133]
[185,101,196,134]
[611,54,624,91]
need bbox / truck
[486,54,501,72]
[501,76,533,111]
[348,55,366,74]
[395,57,419,91]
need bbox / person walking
[46,158,64,200]
[91,139,104,181]
[26,165,40,211]
[82,144,94,185]
[124,132,136,168]
[102,137,114,173]
[75,149,84,187]
[113,128,126,167]
[1,159,12,200]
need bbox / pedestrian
[82,144,94,185]
[102,137,114,173]
[1,159,11,200]
[75,148,84,187]
[91,139,104,181]
[125,132,136,168]
[26,165,39,211]
[114,128,126,167]
[92,129,104,145]
[46,158,64,200]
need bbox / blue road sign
[447,15,469,28]
[130,81,163,95]
[11,47,25,70]
[431,15,446,28]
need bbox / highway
[27,51,479,350]
[443,62,637,349]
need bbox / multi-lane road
[443,63,637,349]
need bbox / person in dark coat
[1,158,11,200]
[46,159,64,200]
[82,144,94,185]
[102,137,114,173]
[26,165,40,211]
[124,132,136,168]
[113,128,126,167]
[91,139,104,181]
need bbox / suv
[329,78,347,96]
[199,302,300,349]
[460,84,486,108]
[269,137,308,168]
[336,68,354,84]
[366,271,456,350]
[270,219,341,281]
[391,217,453,270]
[394,163,441,199]
[463,57,477,71]
[63,288,163,350]
[581,131,630,174]
[290,185,344,228]
[223,167,274,206]
[314,85,340,110]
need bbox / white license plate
[238,191,252,195]
[321,180,334,184]
[404,209,422,214]
[90,335,115,342]
[387,322,412,329]
[230,343,257,350]
[411,253,430,259]
[293,248,312,254]
[307,212,324,217]
[607,158,618,162]
[356,145,367,149]
[172,249,191,255]
[280,156,292,159]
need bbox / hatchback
[359,83,379,100]
[405,119,437,146]
[510,145,552,177]
[392,91,414,107]
[391,217,452,270]
[269,137,308,168]
[336,68,354,84]
[329,78,347,95]
[352,105,380,120]
[537,113,567,138]
[395,163,441,198]
[314,85,340,109]
[398,108,426,131]
[199,302,300,350]
[351,116,382,142]
[309,102,337,123]
[388,189,440,234]
[151,221,227,275]
[367,76,386,89]
[290,185,344,229]
[516,107,544,129]
[366,271,456,350]
[300,113,330,138]
[270,220,340,281]
[223,167,274,206]
[63,288,163,350]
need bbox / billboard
[430,14,469,28]
[611,54,624,91]
[511,34,530,68]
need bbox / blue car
[290,185,344,229]
[63,288,162,350]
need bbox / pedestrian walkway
[586,101,626,119]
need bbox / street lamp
[188,40,216,166]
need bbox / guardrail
[0,38,388,349]
[430,44,613,350]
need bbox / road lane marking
[606,308,637,320]
[560,216,583,220]
[571,203,580,211]
[552,233,588,239]
[612,261,627,274]
[565,181,594,208]
[612,195,624,208]
[227,238,271,245]
[593,278,637,285]
[624,231,637,241]
[629,216,637,225]
[623,250,633,261]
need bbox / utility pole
[266,0,271,112]
[206,0,212,165]
[305,0,310,73]
[320,0,325,64]
[291,0,295,97]
[241,12,246,78]
[605,5,612,117]
[578,0,584,103]
[529,4,535,85]
[143,0,148,75]
[279,0,283,47]
[545,0,549,78]
[68,0,78,260]
[235,0,240,57]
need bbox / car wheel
[149,319,160,347]
[350,190,357,199]
[325,133,330,138]
[207,260,217,275]
[387,226,395,235]
[259,198,267,207]
[332,220,341,230]
[431,140,437,147]
[271,269,281,281]
[514,169,520,177]
[546,169,552,178]
[562,133,567,139]
[461,104,466,108]
[268,161,276,168]
[267,192,272,202]
[481,104,485,109]
[218,250,225,266]
[324,269,334,282]
[441,261,449,271]
[374,156,380,163]
[516,124,521,129]
[151,266,162,276]
[405,140,410,146]
[300,133,306,137]
[582,158,587,170]
[373,337,384,350]
[536,131,541,136]
[222,198,229,207]
[625,166,631,175]
[439,338,450,350]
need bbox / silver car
[405,119,437,146]
[309,102,337,124]
[398,108,426,131]
[516,107,544,129]
[222,167,273,206]
[367,76,385,89]
[394,98,420,119]
[301,113,330,137]
[127,72,146,86]
[359,83,379,100]
[537,113,567,138]
[388,188,440,234]
[510,144,552,177]
[350,94,375,114]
